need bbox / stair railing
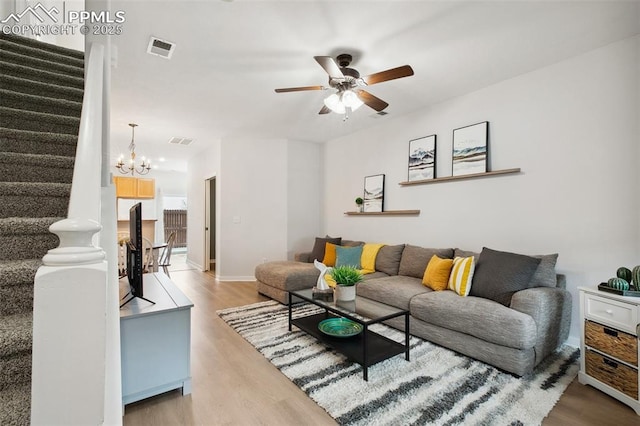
[31,41,121,425]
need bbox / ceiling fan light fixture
[341,90,363,111]
[324,93,345,114]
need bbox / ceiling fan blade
[314,56,344,80]
[363,65,414,85]
[319,105,331,115]
[358,90,389,112]
[275,85,326,93]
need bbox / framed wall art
[408,134,436,181]
[452,121,488,176]
[363,174,385,213]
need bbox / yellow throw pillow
[323,243,338,266]
[422,255,454,291]
[448,256,475,296]
[360,243,385,274]
[325,274,337,288]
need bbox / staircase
[0,34,83,426]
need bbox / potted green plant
[331,265,363,301]
[355,197,364,213]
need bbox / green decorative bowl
[318,318,363,337]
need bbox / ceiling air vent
[370,111,389,118]
[169,137,194,146]
[147,37,176,59]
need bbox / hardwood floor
[123,266,639,425]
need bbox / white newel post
[31,42,112,425]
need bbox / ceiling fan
[274,54,414,117]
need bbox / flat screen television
[126,202,143,298]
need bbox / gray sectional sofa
[254,242,572,376]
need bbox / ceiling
[107,1,640,173]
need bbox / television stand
[119,273,193,408]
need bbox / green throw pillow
[335,245,363,269]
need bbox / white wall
[287,140,322,259]
[323,36,640,345]
[153,169,187,196]
[186,140,221,270]
[218,138,289,280]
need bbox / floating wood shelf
[344,210,420,216]
[398,168,521,186]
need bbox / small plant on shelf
[331,265,363,286]
[355,197,364,212]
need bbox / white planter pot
[335,285,356,302]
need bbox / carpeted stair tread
[0,61,83,90]
[0,182,71,197]
[0,48,84,78]
[0,88,82,117]
[0,259,41,287]
[0,217,61,260]
[0,352,31,390]
[0,383,30,426]
[0,217,62,235]
[0,74,83,103]
[0,182,70,218]
[0,127,77,157]
[1,33,84,62]
[0,107,80,135]
[0,153,74,184]
[0,313,32,357]
[0,259,39,316]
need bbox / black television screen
[127,202,143,297]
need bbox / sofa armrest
[510,287,572,365]
[294,252,313,263]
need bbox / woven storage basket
[585,349,638,399]
[584,320,638,366]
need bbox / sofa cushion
[410,291,537,350]
[356,275,428,310]
[254,261,319,291]
[530,254,559,288]
[448,256,475,296]
[398,245,454,279]
[335,245,363,268]
[361,271,389,281]
[470,247,541,306]
[375,244,405,276]
[422,255,454,291]
[311,236,341,263]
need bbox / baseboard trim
[186,259,203,271]
[565,336,580,348]
[218,276,257,282]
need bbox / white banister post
[31,42,110,425]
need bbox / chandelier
[115,123,151,176]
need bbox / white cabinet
[579,287,640,415]
[120,273,193,407]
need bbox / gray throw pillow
[470,247,541,306]
[530,254,559,288]
[398,245,454,278]
[375,244,405,275]
[311,236,341,263]
[454,248,479,259]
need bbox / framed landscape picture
[363,174,385,213]
[408,134,436,181]
[452,121,489,176]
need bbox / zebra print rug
[217,300,580,426]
